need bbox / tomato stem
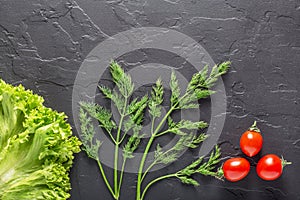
[249,121,260,133]
[281,156,292,168]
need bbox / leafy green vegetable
[79,61,230,200]
[0,80,81,200]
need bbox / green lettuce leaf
[0,80,81,200]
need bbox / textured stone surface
[0,0,299,200]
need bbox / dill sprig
[78,61,230,200]
[154,133,208,165]
[79,107,102,160]
[149,78,164,119]
[177,145,223,186]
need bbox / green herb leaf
[123,132,141,159]
[178,146,222,180]
[129,95,148,125]
[149,78,164,118]
[110,61,134,98]
[80,101,116,133]
[180,103,199,109]
[170,71,180,106]
[154,133,207,165]
[154,144,163,160]
[79,108,101,160]
[99,85,125,114]
[180,61,230,107]
[177,176,199,186]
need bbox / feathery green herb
[79,61,230,200]
[170,71,181,106]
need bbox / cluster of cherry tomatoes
[222,121,291,182]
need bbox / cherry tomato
[256,154,291,181]
[240,121,263,157]
[222,157,250,182]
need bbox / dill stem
[114,97,128,198]
[140,173,177,200]
[136,93,190,200]
[97,160,116,199]
[118,157,127,194]
[141,161,156,182]
[136,107,175,200]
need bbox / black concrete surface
[0,0,299,200]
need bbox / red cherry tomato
[240,121,263,157]
[222,157,250,182]
[256,154,291,181]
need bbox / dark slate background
[0,0,299,200]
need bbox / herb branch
[140,146,223,200]
[79,61,230,200]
